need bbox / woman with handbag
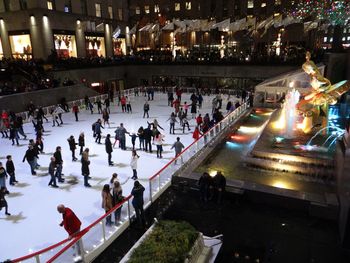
[101,184,114,226]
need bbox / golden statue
[297,51,350,134]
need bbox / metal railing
[10,90,248,263]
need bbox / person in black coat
[81,148,91,187]
[22,145,38,175]
[78,132,85,155]
[143,125,153,153]
[67,135,78,161]
[212,171,226,204]
[198,172,212,202]
[105,134,113,166]
[48,156,58,188]
[131,180,146,227]
[53,146,64,183]
[6,155,17,186]
[0,186,10,215]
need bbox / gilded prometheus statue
[296,51,349,134]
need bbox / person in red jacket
[192,126,202,141]
[120,96,127,112]
[57,204,81,238]
[196,114,203,127]
[72,104,79,122]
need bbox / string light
[291,0,350,26]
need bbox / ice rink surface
[0,92,227,261]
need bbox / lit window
[274,12,280,17]
[347,36,350,41]
[323,37,327,43]
[64,5,70,12]
[145,5,150,14]
[135,6,140,14]
[108,6,113,19]
[198,3,200,10]
[343,28,347,33]
[185,2,191,10]
[47,0,53,10]
[154,4,159,13]
[95,3,101,17]
[330,37,333,42]
[118,8,123,20]
[275,0,281,5]
[247,0,254,9]
[175,3,180,11]
[348,28,350,33]
[261,2,266,7]
[342,37,346,42]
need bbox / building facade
[0,0,129,59]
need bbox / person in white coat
[130,150,140,180]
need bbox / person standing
[104,97,110,114]
[0,187,11,216]
[15,115,27,139]
[57,204,81,240]
[129,133,138,150]
[78,132,85,155]
[137,126,145,150]
[154,131,164,158]
[9,123,19,146]
[81,148,91,187]
[94,119,104,144]
[118,123,129,150]
[143,101,150,118]
[198,172,211,202]
[126,96,132,113]
[105,134,113,166]
[102,109,110,128]
[112,181,123,225]
[171,137,185,164]
[182,114,191,133]
[130,150,139,180]
[192,126,202,141]
[101,184,114,226]
[67,135,78,161]
[48,157,58,188]
[6,155,17,186]
[143,125,153,153]
[167,112,178,134]
[72,104,79,122]
[0,162,8,192]
[95,99,103,114]
[54,146,65,183]
[131,180,146,227]
[22,145,38,175]
[213,171,226,204]
[120,95,126,112]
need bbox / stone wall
[0,84,99,112]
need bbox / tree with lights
[290,0,350,50]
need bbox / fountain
[245,51,350,177]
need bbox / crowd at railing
[8,87,249,263]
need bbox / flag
[273,15,283,28]
[162,22,174,31]
[246,17,256,31]
[257,16,273,30]
[139,23,153,32]
[281,16,301,27]
[304,21,318,32]
[129,24,137,34]
[212,19,231,31]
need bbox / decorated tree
[290,0,350,50]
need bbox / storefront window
[113,38,126,56]
[9,34,32,59]
[54,34,77,58]
[85,36,106,57]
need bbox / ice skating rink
[0,92,226,261]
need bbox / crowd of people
[0,86,239,246]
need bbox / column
[104,23,113,57]
[75,20,86,58]
[0,19,11,58]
